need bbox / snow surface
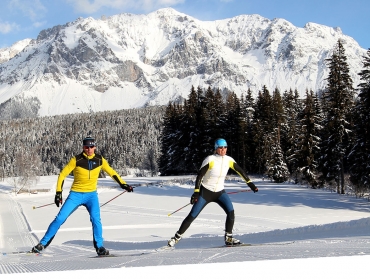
[1,175,370,279]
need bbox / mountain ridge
[0,8,366,117]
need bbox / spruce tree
[266,133,290,183]
[271,87,285,134]
[191,86,208,168]
[348,48,370,192]
[319,40,355,193]
[294,90,322,187]
[252,86,274,174]
[180,86,201,173]
[242,88,255,172]
[223,92,243,163]
[159,103,182,175]
[202,87,223,153]
[283,88,301,177]
[272,88,286,158]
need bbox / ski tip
[155,245,174,252]
[32,206,35,209]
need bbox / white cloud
[0,21,19,34]
[33,21,47,28]
[66,0,185,14]
[8,0,47,21]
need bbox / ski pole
[32,202,54,209]
[226,189,252,195]
[100,190,127,207]
[168,203,191,216]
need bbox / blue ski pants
[40,190,104,249]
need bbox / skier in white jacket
[167,138,258,247]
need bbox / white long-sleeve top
[196,154,252,192]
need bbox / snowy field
[1,175,370,279]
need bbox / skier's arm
[190,163,209,204]
[231,162,258,192]
[56,157,76,192]
[102,157,132,192]
[194,163,209,192]
[101,157,125,183]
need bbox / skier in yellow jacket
[31,136,133,256]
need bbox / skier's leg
[84,191,104,248]
[40,191,81,247]
[216,192,240,245]
[216,191,235,233]
[168,196,209,246]
[177,196,208,234]
[169,187,222,247]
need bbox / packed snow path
[1,176,370,274]
[0,193,36,253]
[2,238,370,273]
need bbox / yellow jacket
[56,152,126,192]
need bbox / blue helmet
[214,138,227,150]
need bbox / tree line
[0,106,164,186]
[159,40,370,195]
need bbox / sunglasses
[84,146,95,149]
[217,146,227,149]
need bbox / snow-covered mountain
[0,8,366,117]
[0,39,31,64]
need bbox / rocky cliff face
[0,8,366,116]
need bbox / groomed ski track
[2,238,370,274]
[2,176,370,274]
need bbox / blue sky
[0,0,369,49]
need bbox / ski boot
[225,232,241,246]
[168,232,182,247]
[31,243,44,253]
[96,246,110,256]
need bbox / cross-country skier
[167,138,258,247]
[31,136,133,256]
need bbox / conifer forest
[1,40,369,196]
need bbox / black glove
[121,184,134,192]
[54,192,63,207]
[247,182,258,193]
[190,192,200,205]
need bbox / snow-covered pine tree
[263,88,290,183]
[202,87,217,144]
[266,133,290,183]
[141,148,158,177]
[271,87,286,162]
[319,39,355,194]
[175,86,198,174]
[251,85,274,174]
[223,92,244,164]
[202,87,225,152]
[240,88,255,172]
[0,95,40,120]
[282,88,301,177]
[159,102,179,175]
[294,89,323,187]
[348,48,370,193]
[187,86,207,172]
